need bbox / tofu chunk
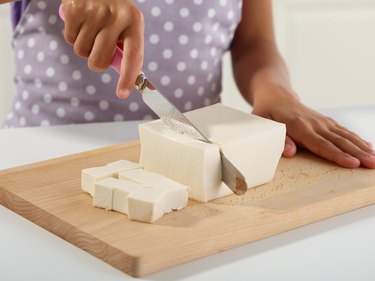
[120,169,189,222]
[139,103,286,202]
[93,178,115,210]
[112,180,143,215]
[82,160,141,196]
[93,177,142,213]
[81,166,118,196]
[127,185,188,223]
[107,160,141,171]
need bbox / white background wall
[1,0,375,125]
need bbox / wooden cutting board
[1,141,375,277]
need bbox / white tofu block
[112,179,143,215]
[81,166,119,196]
[139,103,286,202]
[107,160,141,171]
[127,185,188,223]
[93,178,115,210]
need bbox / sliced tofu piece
[127,185,188,223]
[112,180,143,215]
[139,103,286,202]
[93,177,142,213]
[120,169,189,222]
[82,160,141,196]
[107,159,141,171]
[81,166,118,196]
[93,178,115,210]
[119,169,189,194]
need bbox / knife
[59,6,247,195]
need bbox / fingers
[74,19,103,57]
[331,127,373,153]
[61,3,83,45]
[301,130,361,168]
[88,28,119,71]
[61,1,145,100]
[116,13,144,99]
[321,129,375,169]
[296,124,375,168]
[283,135,297,158]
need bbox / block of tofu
[93,177,142,213]
[139,103,286,202]
[93,178,115,210]
[81,166,119,196]
[127,185,188,223]
[107,160,141,171]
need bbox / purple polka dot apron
[3,0,243,128]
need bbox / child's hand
[61,0,144,99]
[251,83,375,169]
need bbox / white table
[1,106,375,281]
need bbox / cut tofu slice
[119,169,189,194]
[81,166,119,196]
[93,178,115,210]
[120,169,189,222]
[127,185,188,223]
[82,160,141,196]
[93,177,142,214]
[139,103,286,202]
[107,160,141,171]
[112,180,143,215]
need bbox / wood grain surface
[1,140,375,277]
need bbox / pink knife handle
[112,46,123,74]
[59,5,124,74]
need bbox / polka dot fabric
[3,0,243,128]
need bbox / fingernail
[118,89,130,99]
[285,143,293,150]
[346,155,361,166]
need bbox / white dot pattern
[37,52,45,62]
[72,70,82,81]
[99,100,110,110]
[4,0,242,128]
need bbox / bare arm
[230,0,375,169]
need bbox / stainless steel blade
[136,73,247,195]
[136,74,209,142]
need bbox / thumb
[283,135,297,157]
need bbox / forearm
[231,40,295,106]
